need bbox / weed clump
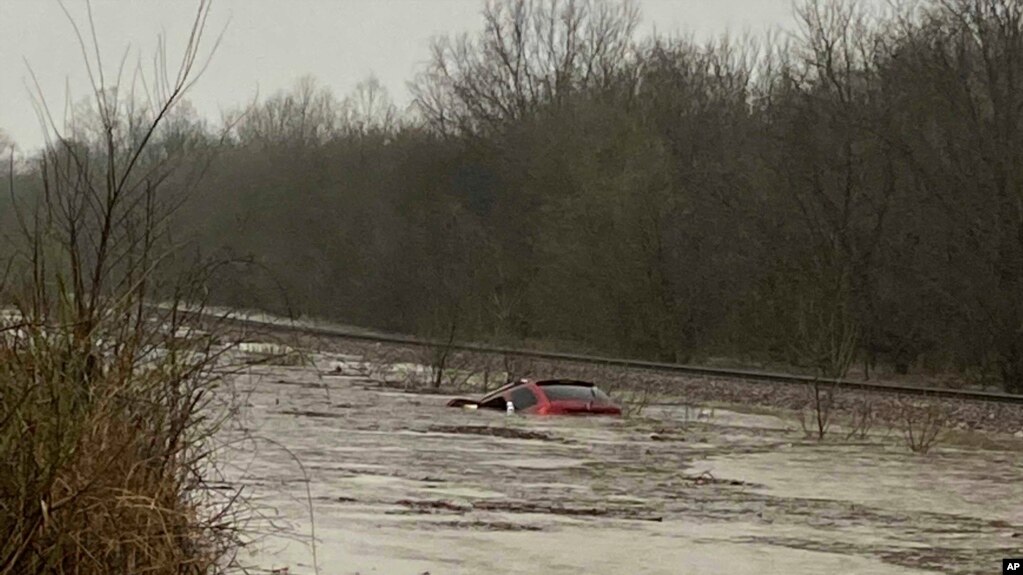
[0,307,238,574]
[0,2,243,572]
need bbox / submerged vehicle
[447,378,622,416]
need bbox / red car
[447,379,622,416]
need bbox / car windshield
[540,384,611,403]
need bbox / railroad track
[215,313,1023,405]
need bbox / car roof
[478,379,599,402]
[535,379,596,387]
[480,380,532,401]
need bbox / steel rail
[213,313,1023,405]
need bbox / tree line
[4,0,1023,392]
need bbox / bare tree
[340,75,398,137]
[236,75,340,146]
[411,0,640,135]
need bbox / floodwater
[217,353,1023,575]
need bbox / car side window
[509,386,538,410]
[479,395,507,410]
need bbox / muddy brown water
[218,354,1023,575]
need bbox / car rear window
[539,384,611,403]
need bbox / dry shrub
[797,380,837,440]
[361,341,515,393]
[0,3,245,572]
[896,396,949,453]
[0,301,242,574]
[844,395,876,440]
[419,348,507,392]
[609,386,653,418]
[599,372,660,418]
[358,343,408,383]
[358,343,458,390]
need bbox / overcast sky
[1,0,801,151]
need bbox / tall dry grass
[0,301,240,574]
[0,2,246,572]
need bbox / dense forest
[4,0,1023,392]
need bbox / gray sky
[1,0,799,151]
